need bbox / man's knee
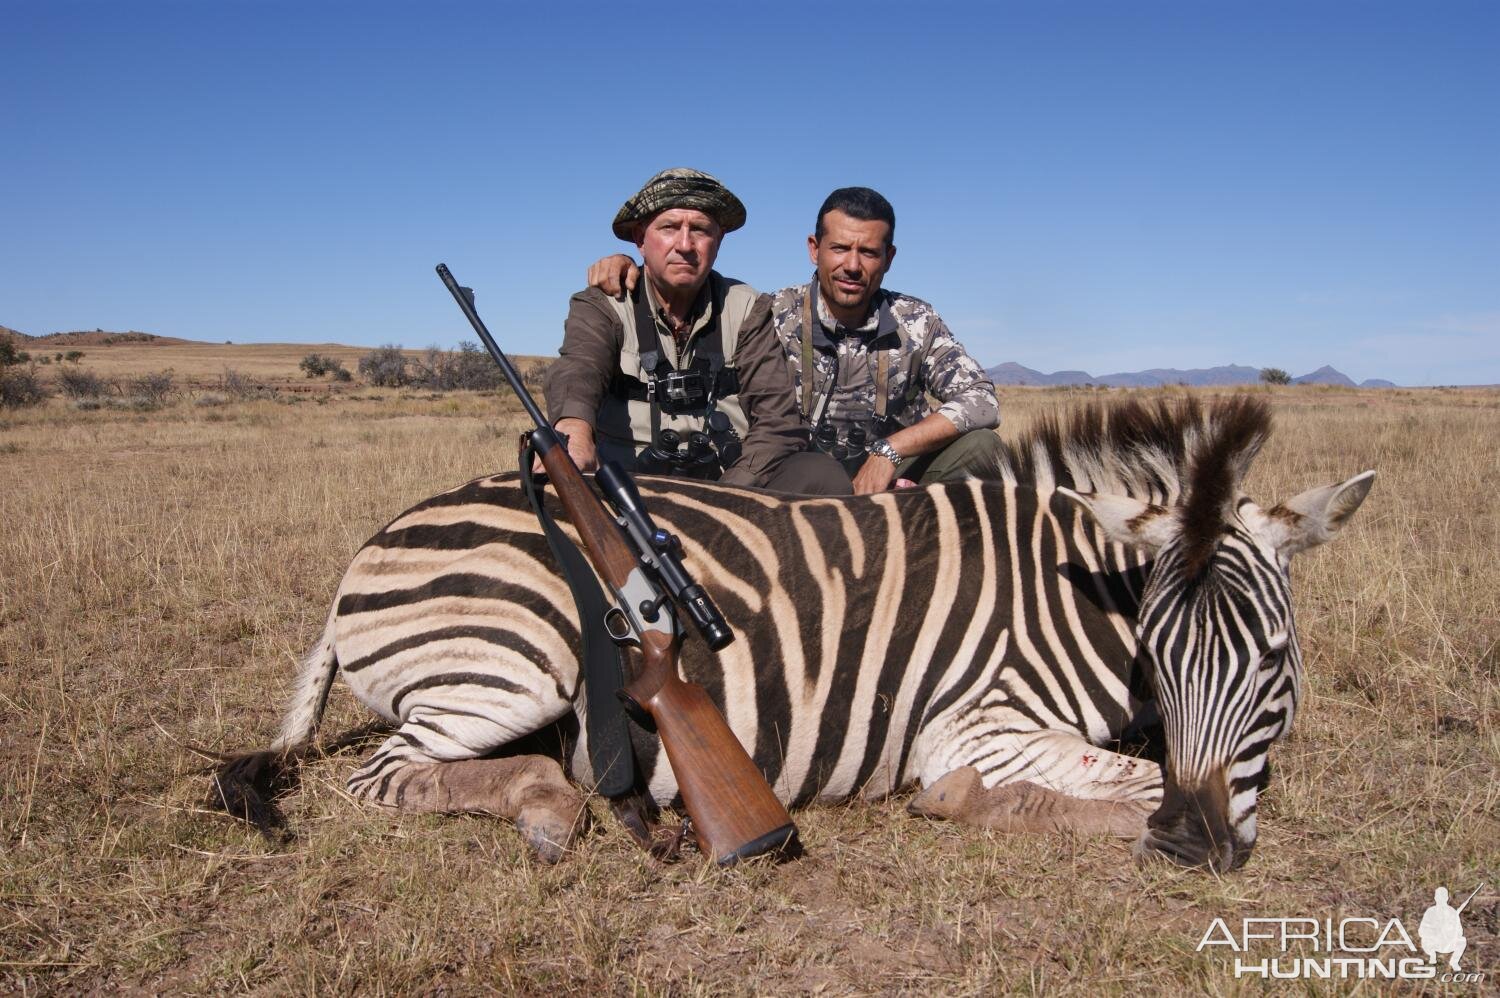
[917,430,1004,483]
[764,451,853,495]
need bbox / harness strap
[608,367,739,403]
[800,287,816,418]
[904,325,938,404]
[518,436,638,801]
[612,277,738,403]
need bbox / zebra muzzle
[1137,770,1246,872]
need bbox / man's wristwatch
[869,438,903,465]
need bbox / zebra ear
[1058,488,1180,553]
[1261,470,1376,557]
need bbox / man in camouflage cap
[589,186,1001,495]
[545,169,850,494]
[610,167,747,240]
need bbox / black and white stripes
[241,396,1371,869]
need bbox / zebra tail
[207,611,340,840]
[271,609,339,753]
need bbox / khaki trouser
[891,429,1005,485]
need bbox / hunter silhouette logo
[1420,884,1481,971]
[1197,881,1488,983]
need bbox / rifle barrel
[436,263,549,430]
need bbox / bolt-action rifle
[436,264,799,865]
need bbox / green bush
[299,353,348,379]
[0,338,29,367]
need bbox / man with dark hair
[589,186,1001,494]
[546,168,850,494]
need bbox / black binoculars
[640,411,735,480]
[813,422,868,463]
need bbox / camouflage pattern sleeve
[544,288,623,426]
[920,314,1000,433]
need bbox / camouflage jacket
[768,280,999,441]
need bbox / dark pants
[761,450,854,496]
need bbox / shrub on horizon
[0,338,29,367]
[0,366,49,407]
[57,366,107,399]
[409,341,503,392]
[358,345,410,388]
[219,367,262,400]
[126,371,175,409]
[300,353,338,378]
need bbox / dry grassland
[13,337,512,393]
[1,378,1497,994]
[22,339,379,389]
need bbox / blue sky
[3,1,1496,385]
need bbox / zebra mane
[985,394,1273,572]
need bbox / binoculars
[639,412,734,480]
[813,422,868,463]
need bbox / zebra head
[1063,437,1374,872]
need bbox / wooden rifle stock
[535,434,798,864]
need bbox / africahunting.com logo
[1197,883,1487,983]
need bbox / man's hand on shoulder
[587,255,640,301]
[533,417,599,474]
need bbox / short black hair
[814,187,896,244]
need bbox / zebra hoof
[908,767,982,820]
[514,804,584,864]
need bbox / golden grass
[30,340,376,387]
[17,338,550,391]
[1,382,1496,993]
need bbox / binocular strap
[519,440,641,802]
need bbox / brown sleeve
[719,294,810,488]
[544,288,623,426]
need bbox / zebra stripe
[235,396,1370,871]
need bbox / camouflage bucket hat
[611,167,747,241]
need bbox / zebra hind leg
[347,719,587,863]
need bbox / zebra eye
[1259,646,1286,671]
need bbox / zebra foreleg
[908,767,1151,837]
[346,720,587,863]
[910,730,1161,839]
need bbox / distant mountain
[1360,378,1397,388]
[1095,364,1264,388]
[1292,365,1356,387]
[985,362,1395,388]
[984,362,1056,385]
